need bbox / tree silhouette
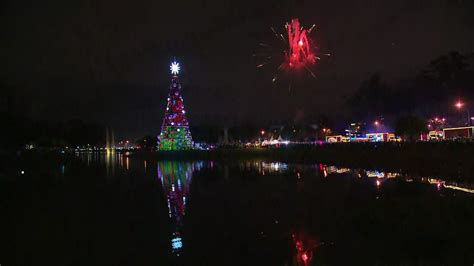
[347,73,392,120]
[395,115,428,141]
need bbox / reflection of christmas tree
[157,61,193,150]
[157,161,203,256]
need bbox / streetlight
[454,100,471,126]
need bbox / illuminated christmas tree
[157,61,194,150]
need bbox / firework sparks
[256,18,328,87]
[286,18,316,70]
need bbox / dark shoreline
[129,142,474,180]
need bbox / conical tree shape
[158,63,193,150]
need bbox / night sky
[3,0,474,139]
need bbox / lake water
[3,152,474,265]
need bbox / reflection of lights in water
[386,173,398,178]
[444,184,474,194]
[326,166,338,174]
[367,170,385,178]
[301,252,309,264]
[242,161,474,197]
[428,179,443,185]
[171,237,183,251]
[336,168,351,173]
[125,157,129,170]
[261,162,289,173]
[144,160,147,171]
[292,232,315,266]
[157,161,204,256]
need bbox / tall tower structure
[157,61,193,150]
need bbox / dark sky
[2,0,474,139]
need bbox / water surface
[3,152,474,265]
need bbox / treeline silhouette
[0,114,105,150]
[347,51,474,121]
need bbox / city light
[374,120,379,126]
[322,128,331,134]
[454,100,471,126]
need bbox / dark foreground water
[3,153,474,265]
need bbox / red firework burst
[256,18,329,86]
[286,18,316,70]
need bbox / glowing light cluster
[170,61,180,75]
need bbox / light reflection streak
[157,161,204,256]
[444,184,474,194]
[238,160,474,195]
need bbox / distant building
[326,132,399,143]
[366,132,397,142]
[443,126,474,139]
[326,135,349,143]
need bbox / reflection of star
[170,61,180,75]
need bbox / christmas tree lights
[157,61,193,150]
